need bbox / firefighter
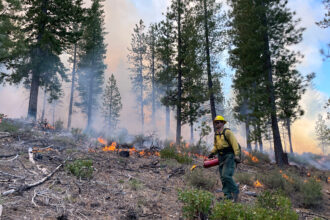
[208,115,240,202]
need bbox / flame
[254,180,263,187]
[279,170,294,183]
[328,177,330,183]
[129,147,137,155]
[32,147,53,153]
[190,165,197,171]
[185,143,189,149]
[98,137,107,145]
[103,142,117,151]
[304,179,308,183]
[243,150,259,162]
[307,172,311,177]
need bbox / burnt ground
[0,125,329,219]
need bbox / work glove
[234,156,241,163]
[208,153,215,159]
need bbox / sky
[0,0,329,154]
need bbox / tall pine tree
[76,0,106,131]
[128,19,147,134]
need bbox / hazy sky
[0,0,329,154]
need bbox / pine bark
[202,0,216,128]
[176,0,182,145]
[67,43,77,130]
[245,119,252,151]
[261,4,286,166]
[286,118,293,153]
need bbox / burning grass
[242,150,270,165]
[256,168,323,209]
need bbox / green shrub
[185,168,216,191]
[234,172,254,186]
[129,178,143,190]
[54,120,64,131]
[256,191,298,220]
[257,170,286,190]
[66,159,93,179]
[71,128,87,142]
[299,179,322,208]
[0,119,19,133]
[210,192,298,220]
[252,150,271,163]
[160,146,192,164]
[160,146,177,159]
[178,188,214,219]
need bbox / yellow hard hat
[214,115,226,123]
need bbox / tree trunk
[245,119,251,151]
[190,120,194,144]
[27,0,48,120]
[41,89,47,122]
[28,73,40,120]
[67,43,77,130]
[286,118,293,154]
[86,70,94,131]
[151,29,156,129]
[52,102,55,126]
[282,123,287,153]
[261,3,286,166]
[202,0,216,128]
[166,105,170,139]
[176,0,182,145]
[257,123,263,152]
[140,56,144,134]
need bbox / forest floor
[0,119,329,220]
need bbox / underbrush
[234,172,254,186]
[0,119,20,133]
[243,150,271,165]
[178,189,298,220]
[160,146,192,164]
[257,169,323,208]
[184,168,216,191]
[66,159,93,179]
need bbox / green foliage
[54,120,64,131]
[102,74,122,132]
[210,192,298,220]
[66,159,93,179]
[76,0,107,130]
[257,169,323,209]
[234,172,254,186]
[185,168,216,191]
[128,178,143,191]
[71,128,88,142]
[178,188,214,219]
[160,146,192,164]
[299,179,323,208]
[0,119,19,133]
[315,114,330,154]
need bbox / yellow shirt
[210,129,240,156]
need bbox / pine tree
[76,0,106,131]
[193,0,227,129]
[146,24,157,129]
[229,0,305,166]
[102,74,122,133]
[67,0,85,130]
[0,0,24,68]
[128,19,147,134]
[155,18,175,139]
[4,0,76,120]
[315,114,330,155]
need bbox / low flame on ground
[279,170,294,183]
[32,147,53,153]
[254,180,263,187]
[97,137,107,145]
[243,150,259,162]
[190,165,197,171]
[103,142,117,151]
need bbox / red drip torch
[203,158,219,168]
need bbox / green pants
[218,153,239,199]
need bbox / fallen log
[1,163,63,196]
